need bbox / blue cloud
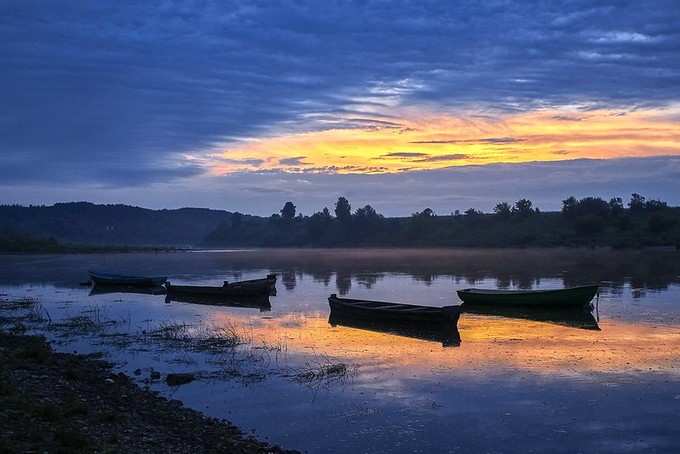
[1,0,679,192]
[4,157,680,216]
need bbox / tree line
[205,193,680,248]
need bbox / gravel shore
[0,331,296,453]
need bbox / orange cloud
[200,106,680,174]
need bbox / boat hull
[89,285,167,296]
[89,271,167,287]
[461,304,600,330]
[329,312,461,347]
[166,275,276,298]
[165,294,271,311]
[328,294,460,323]
[457,285,598,307]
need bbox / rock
[165,373,195,387]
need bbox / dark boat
[89,271,167,287]
[461,304,600,330]
[329,312,461,347]
[89,285,167,296]
[165,293,272,312]
[328,294,460,323]
[456,285,599,307]
[165,274,277,297]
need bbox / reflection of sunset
[201,107,680,174]
[207,310,680,377]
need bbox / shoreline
[2,244,680,255]
[0,330,296,453]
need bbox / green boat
[460,305,600,330]
[457,285,599,307]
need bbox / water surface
[1,249,680,453]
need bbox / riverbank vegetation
[0,230,184,254]
[206,194,680,248]
[2,194,679,251]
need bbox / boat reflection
[460,304,600,330]
[328,312,461,347]
[165,293,272,312]
[89,285,167,296]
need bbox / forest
[1,194,679,251]
[205,194,680,248]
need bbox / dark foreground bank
[0,331,295,453]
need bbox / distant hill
[2,194,680,250]
[0,202,236,246]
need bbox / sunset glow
[204,106,680,175]
[205,311,680,378]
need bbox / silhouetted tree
[413,208,435,218]
[629,193,646,212]
[512,199,535,217]
[335,197,352,223]
[355,204,382,223]
[280,201,296,220]
[645,199,668,211]
[307,208,333,240]
[562,196,577,217]
[648,213,675,233]
[493,202,511,217]
[609,197,624,216]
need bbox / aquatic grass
[147,321,192,342]
[288,355,357,386]
[252,336,288,353]
[146,321,250,353]
[0,297,39,311]
[48,306,122,335]
[0,298,50,326]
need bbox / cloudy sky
[2,0,680,215]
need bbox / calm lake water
[2,249,680,453]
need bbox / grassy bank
[0,331,295,453]
[0,233,187,254]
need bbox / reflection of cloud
[205,310,680,378]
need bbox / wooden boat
[89,285,167,296]
[329,312,461,347]
[456,285,598,307]
[89,271,167,287]
[165,294,271,312]
[328,294,460,323]
[461,305,600,330]
[166,274,277,297]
